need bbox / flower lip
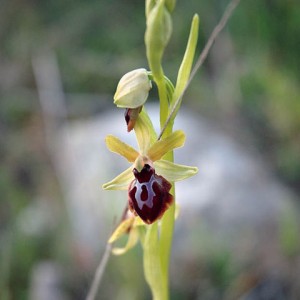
[128,163,173,224]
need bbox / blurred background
[1,0,300,299]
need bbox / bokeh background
[1,0,300,299]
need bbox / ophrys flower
[103,109,198,224]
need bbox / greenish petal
[108,217,135,244]
[102,167,133,190]
[154,160,198,182]
[148,130,185,161]
[112,228,139,255]
[109,215,147,255]
[134,109,157,154]
[105,135,139,162]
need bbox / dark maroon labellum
[128,164,173,224]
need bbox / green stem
[155,72,176,298]
[145,69,174,300]
[144,0,175,297]
[153,69,169,133]
[154,17,199,284]
[158,127,175,300]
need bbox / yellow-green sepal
[134,109,157,154]
[154,160,198,182]
[148,130,185,161]
[105,135,139,162]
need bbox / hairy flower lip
[128,164,173,224]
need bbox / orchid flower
[103,108,197,253]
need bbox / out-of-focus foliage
[230,0,300,187]
[1,0,300,299]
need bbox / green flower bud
[145,0,156,18]
[145,1,172,78]
[165,0,176,13]
[114,68,152,108]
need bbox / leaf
[102,167,133,190]
[147,130,185,161]
[105,135,139,162]
[154,160,198,182]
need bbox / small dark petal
[128,164,173,224]
[124,109,131,126]
[124,106,142,132]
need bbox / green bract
[113,68,152,108]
